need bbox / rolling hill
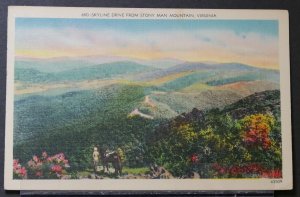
[223,89,281,119]
[133,62,279,93]
[15,61,156,83]
[15,59,94,73]
[13,58,282,170]
[13,83,157,164]
[215,81,279,96]
[134,62,267,81]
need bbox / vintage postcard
[5,6,292,190]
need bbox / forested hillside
[146,90,282,178]
[13,59,282,179]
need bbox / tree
[239,113,281,170]
[240,114,275,150]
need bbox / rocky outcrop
[149,165,174,179]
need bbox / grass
[77,171,91,178]
[77,167,119,178]
[122,167,150,175]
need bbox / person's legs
[93,161,97,173]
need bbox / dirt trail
[128,108,154,119]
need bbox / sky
[15,18,279,69]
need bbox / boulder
[191,171,200,179]
[150,165,174,179]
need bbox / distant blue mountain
[133,62,279,93]
[15,61,156,83]
[15,59,94,73]
[15,56,184,73]
[15,68,57,83]
[137,62,261,81]
[169,62,258,73]
[205,69,280,86]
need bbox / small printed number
[271,180,282,184]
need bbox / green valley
[13,58,282,179]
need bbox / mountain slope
[215,81,279,97]
[206,69,279,85]
[150,90,281,139]
[222,90,280,119]
[15,59,94,73]
[15,61,156,83]
[135,62,261,81]
[135,62,279,93]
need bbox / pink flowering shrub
[14,151,70,179]
[13,159,27,179]
[212,163,282,178]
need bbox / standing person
[93,146,100,173]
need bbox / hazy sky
[15,18,279,69]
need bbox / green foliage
[122,167,150,175]
[159,71,214,91]
[14,83,162,171]
[239,114,281,169]
[206,70,279,86]
[14,152,70,179]
[117,148,126,162]
[223,90,281,119]
[14,63,282,180]
[146,122,201,176]
[15,61,155,83]
[147,91,282,177]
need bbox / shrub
[14,151,70,179]
[13,159,27,179]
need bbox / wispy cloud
[15,22,278,69]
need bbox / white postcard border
[5,6,292,191]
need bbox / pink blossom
[19,167,27,177]
[33,155,39,162]
[13,160,19,171]
[190,154,199,163]
[47,157,53,162]
[14,151,70,179]
[13,159,22,173]
[51,165,62,173]
[36,171,42,177]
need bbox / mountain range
[13,57,281,164]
